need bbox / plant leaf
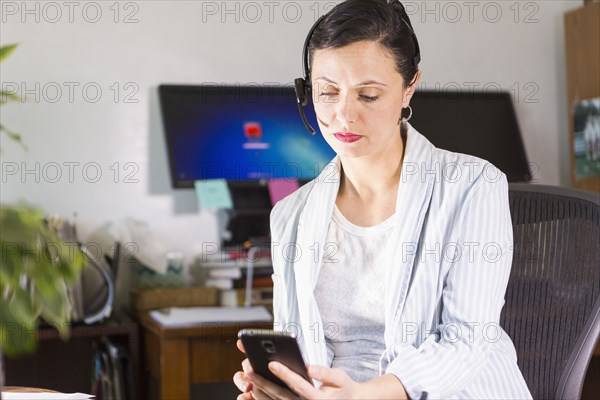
[0,90,22,104]
[34,278,71,339]
[0,301,38,357]
[0,43,18,62]
[0,124,28,150]
[0,207,40,244]
[9,286,37,324]
[0,252,19,293]
[0,205,85,352]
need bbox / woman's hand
[233,339,268,400]
[234,340,407,399]
[249,361,362,400]
[232,340,250,397]
[234,339,299,400]
[233,339,361,400]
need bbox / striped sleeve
[270,201,289,333]
[385,168,519,399]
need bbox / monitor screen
[159,84,337,188]
[409,90,531,182]
[160,86,531,188]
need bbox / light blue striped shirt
[270,123,533,399]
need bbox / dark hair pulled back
[307,0,420,89]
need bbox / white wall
[0,0,583,269]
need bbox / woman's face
[310,40,418,160]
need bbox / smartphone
[238,329,312,391]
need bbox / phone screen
[238,329,312,391]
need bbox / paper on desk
[150,306,272,326]
[1,393,94,399]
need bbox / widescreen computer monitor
[159,84,337,188]
[409,90,531,182]
[159,85,531,188]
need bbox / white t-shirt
[313,203,396,383]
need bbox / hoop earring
[401,105,413,123]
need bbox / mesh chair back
[501,184,600,399]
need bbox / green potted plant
[0,43,87,394]
[0,43,26,152]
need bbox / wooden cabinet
[138,312,271,399]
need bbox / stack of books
[192,247,274,307]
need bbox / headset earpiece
[295,15,326,135]
[294,78,308,107]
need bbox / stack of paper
[149,306,272,327]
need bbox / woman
[234,0,532,398]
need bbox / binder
[90,337,135,400]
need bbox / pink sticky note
[268,179,300,206]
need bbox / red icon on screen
[244,122,262,139]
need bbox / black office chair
[501,183,600,399]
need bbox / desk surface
[138,310,272,338]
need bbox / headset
[294,1,421,135]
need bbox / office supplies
[194,179,233,209]
[267,179,300,206]
[220,287,273,308]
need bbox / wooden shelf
[4,313,140,396]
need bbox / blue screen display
[159,85,337,187]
